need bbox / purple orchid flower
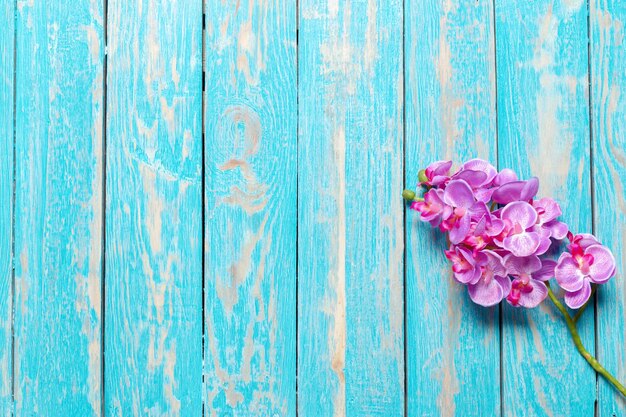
[420,160,453,187]
[467,250,511,307]
[497,201,541,257]
[504,255,551,308]
[532,197,569,241]
[462,212,505,253]
[410,188,448,227]
[445,245,485,284]
[555,239,616,309]
[439,180,486,244]
[452,159,498,202]
[491,176,539,204]
[492,168,518,186]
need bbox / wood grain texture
[105,1,203,415]
[204,1,296,415]
[404,1,499,416]
[13,0,104,415]
[298,1,404,415]
[590,1,626,415]
[0,2,13,415]
[495,1,595,415]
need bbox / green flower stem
[546,285,626,397]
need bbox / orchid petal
[520,177,540,201]
[564,279,592,309]
[555,253,585,291]
[546,220,568,240]
[517,280,548,308]
[532,259,557,282]
[534,237,552,256]
[504,254,541,275]
[468,277,505,307]
[427,160,453,177]
[493,168,517,186]
[453,170,488,188]
[503,232,541,257]
[443,180,475,208]
[587,245,616,284]
[535,197,562,223]
[463,159,497,183]
[501,201,538,229]
[449,213,471,244]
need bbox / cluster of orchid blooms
[405,159,616,310]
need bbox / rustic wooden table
[0,0,624,416]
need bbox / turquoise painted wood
[298,0,404,415]
[104,1,203,415]
[13,1,104,415]
[0,2,13,415]
[204,1,296,415]
[590,1,626,415]
[405,1,500,415]
[495,1,595,415]
[4,1,626,416]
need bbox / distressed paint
[590,1,626,415]
[404,1,499,416]
[13,0,104,415]
[495,1,595,415]
[0,2,13,416]
[204,1,296,415]
[298,0,404,415]
[105,1,203,415]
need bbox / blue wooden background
[0,0,625,416]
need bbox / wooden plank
[0,2,13,415]
[404,1,499,415]
[590,1,626,415]
[495,1,595,415]
[204,2,296,415]
[13,0,104,415]
[297,1,404,415]
[104,1,203,415]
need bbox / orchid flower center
[454,207,466,217]
[575,253,594,275]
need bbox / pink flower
[420,160,453,187]
[467,250,511,307]
[555,237,616,309]
[439,180,485,244]
[410,188,448,227]
[445,245,484,284]
[497,201,541,257]
[504,255,551,308]
[491,176,539,204]
[532,197,569,241]
[452,159,498,202]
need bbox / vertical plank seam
[295,0,300,415]
[585,1,600,415]
[10,0,17,414]
[101,0,109,414]
[201,1,207,416]
[402,0,408,415]
[490,1,503,415]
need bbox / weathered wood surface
[590,1,626,416]
[495,1,595,415]
[204,1,296,415]
[0,2,14,415]
[13,1,104,415]
[105,1,203,415]
[298,0,404,415]
[405,1,500,416]
[2,1,626,416]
